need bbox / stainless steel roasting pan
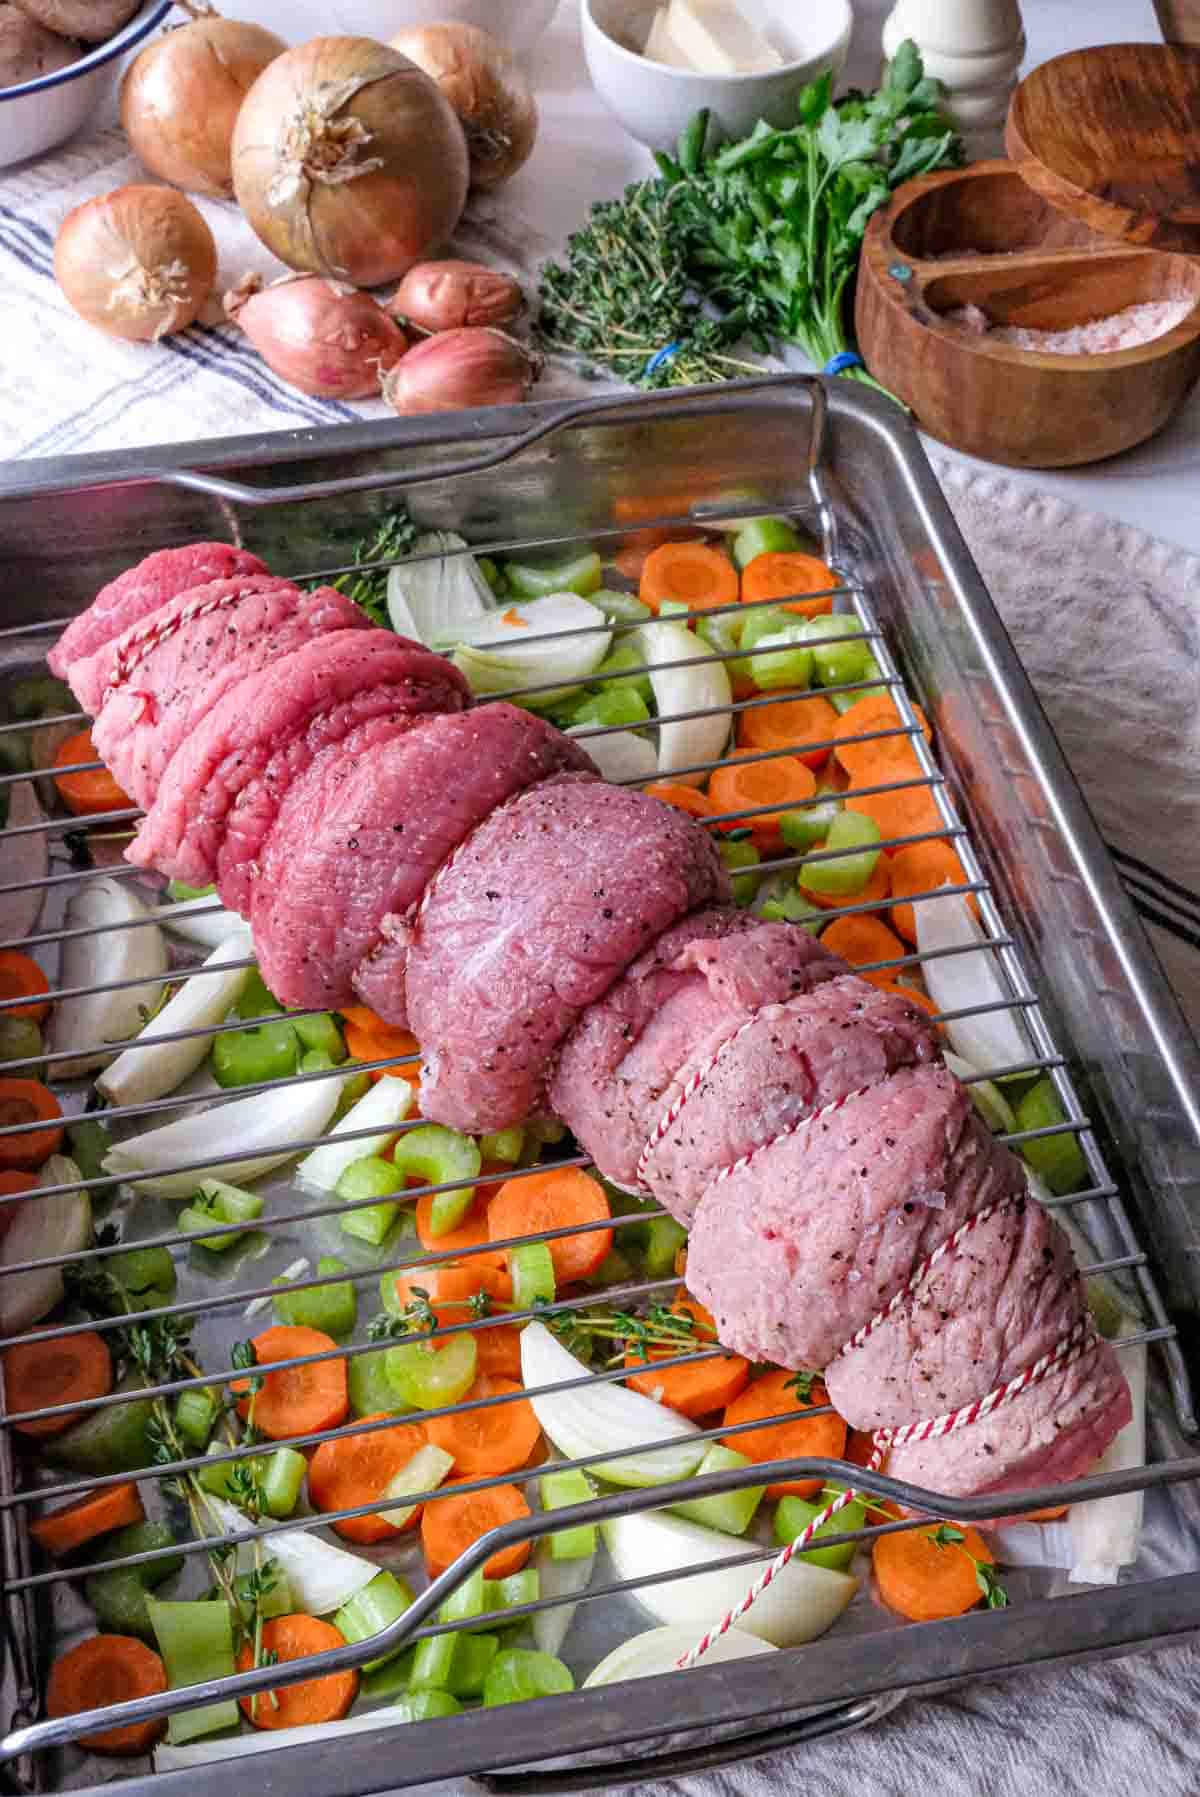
[1,376,1199,1796]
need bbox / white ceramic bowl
[0,0,171,170]
[323,0,561,55]
[582,0,853,152]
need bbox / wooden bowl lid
[1006,43,1200,254]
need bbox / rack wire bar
[1,375,1199,1789]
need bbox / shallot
[231,36,469,287]
[120,7,286,199]
[54,185,216,342]
[225,272,408,399]
[388,259,523,334]
[379,325,538,416]
[390,22,537,191]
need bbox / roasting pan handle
[139,376,830,509]
[470,1694,904,1793]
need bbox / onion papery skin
[231,35,469,288]
[120,18,288,200]
[53,185,217,343]
[225,272,408,399]
[390,22,538,192]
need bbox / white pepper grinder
[881,0,1026,160]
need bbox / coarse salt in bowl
[582,0,853,153]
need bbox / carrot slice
[889,840,975,944]
[640,542,739,616]
[237,1615,358,1730]
[0,1077,64,1171]
[308,1413,429,1544]
[414,1178,509,1267]
[833,695,931,785]
[818,915,908,986]
[342,1018,421,1086]
[486,1166,613,1284]
[472,1318,523,1380]
[872,982,942,1028]
[3,1328,112,1438]
[31,1482,144,1556]
[642,782,713,821]
[385,1260,513,1314]
[421,1478,532,1580]
[425,1373,541,1477]
[740,552,838,617]
[0,951,51,1024]
[706,755,816,850]
[232,1325,348,1441]
[623,1295,750,1419]
[47,1635,167,1756]
[722,1371,847,1499]
[798,856,892,913]
[0,1169,36,1244]
[736,692,840,771]
[873,1521,993,1622]
[51,730,133,818]
[844,785,944,854]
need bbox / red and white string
[109,581,266,690]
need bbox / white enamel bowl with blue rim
[0,0,171,170]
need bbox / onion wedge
[637,617,732,787]
[915,885,1031,1072]
[453,593,611,705]
[103,1069,352,1199]
[603,1509,857,1646]
[152,895,246,950]
[530,1538,594,1658]
[0,1155,90,1333]
[584,1624,774,1687]
[566,724,657,784]
[520,1320,704,1488]
[203,1495,377,1616]
[45,877,169,1078]
[97,928,254,1107]
[1068,1319,1146,1586]
[0,781,47,942]
[297,1077,414,1192]
[387,530,492,646]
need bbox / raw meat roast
[51,547,1132,1508]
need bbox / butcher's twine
[110,579,262,689]
[673,1094,1100,1669]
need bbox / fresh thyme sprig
[784,1370,819,1403]
[547,1302,705,1367]
[930,1523,1010,1608]
[325,507,419,624]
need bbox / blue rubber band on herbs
[644,342,682,377]
[823,352,864,377]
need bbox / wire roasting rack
[0,376,1199,1794]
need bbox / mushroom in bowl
[0,0,170,169]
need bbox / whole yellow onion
[231,36,470,289]
[120,13,287,200]
[54,185,216,342]
[390,23,537,191]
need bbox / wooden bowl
[855,162,1200,468]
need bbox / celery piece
[540,1469,597,1561]
[483,1648,574,1707]
[174,1386,219,1451]
[386,1329,477,1411]
[828,654,886,713]
[0,728,30,778]
[737,605,789,654]
[386,1689,462,1722]
[166,880,216,904]
[337,1154,404,1246]
[109,1244,177,1310]
[778,795,841,852]
[799,810,883,894]
[478,556,503,593]
[260,1447,306,1518]
[1015,1078,1088,1194]
[292,1011,347,1062]
[510,1241,555,1310]
[410,1630,458,1692]
[595,590,652,630]
[505,549,602,600]
[567,688,650,730]
[773,1491,867,1570]
[719,838,761,907]
[361,1647,416,1703]
[440,1564,486,1626]
[582,1247,636,1288]
[66,1117,111,1183]
[587,642,654,704]
[349,1346,404,1417]
[448,1633,500,1698]
[44,1387,155,1474]
[234,969,279,1020]
[802,614,872,689]
[696,611,748,681]
[657,599,691,620]
[379,1444,455,1528]
[300,1048,336,1075]
[211,1019,299,1088]
[274,1257,357,1337]
[234,1567,292,1623]
[670,1443,765,1535]
[146,1596,238,1744]
[8,672,74,720]
[731,517,803,569]
[179,1178,263,1252]
[393,1126,482,1237]
[335,1570,416,1672]
[748,628,813,693]
[86,1522,183,1638]
[333,1069,372,1118]
[480,1568,540,1621]
[195,1444,242,1501]
[480,1125,524,1165]
[638,1215,688,1280]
